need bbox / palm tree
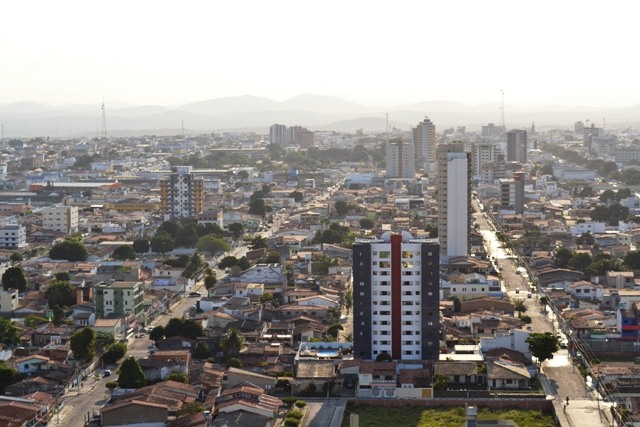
[221,328,244,360]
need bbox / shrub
[284,419,300,427]
[294,400,307,408]
[282,397,297,406]
[287,410,303,420]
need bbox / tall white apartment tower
[472,142,501,181]
[385,139,416,178]
[437,143,471,258]
[412,117,436,170]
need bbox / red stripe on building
[391,233,402,359]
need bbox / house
[357,361,396,398]
[606,271,635,289]
[214,382,282,420]
[226,367,276,391]
[93,318,123,337]
[101,400,168,427]
[486,358,531,390]
[15,355,53,375]
[567,281,603,301]
[295,360,336,394]
[433,361,482,388]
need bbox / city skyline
[2,1,640,108]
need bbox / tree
[178,401,205,417]
[105,381,118,394]
[218,256,239,269]
[334,200,348,215]
[248,235,268,250]
[9,252,22,265]
[182,252,204,278]
[70,327,96,362]
[133,238,150,254]
[2,266,27,293]
[150,231,175,254]
[568,252,592,271]
[197,223,223,238]
[359,218,375,229]
[289,191,304,202]
[149,325,165,343]
[164,318,204,340]
[45,280,76,308]
[249,199,267,217]
[520,315,532,324]
[157,221,180,239]
[221,328,244,359]
[554,247,573,268]
[166,371,188,383]
[52,305,66,326]
[49,238,88,261]
[344,289,353,314]
[204,272,217,289]
[226,357,242,368]
[54,271,70,282]
[117,357,146,389]
[576,232,595,246]
[375,352,392,362]
[264,250,281,264]
[193,341,211,359]
[196,234,231,255]
[327,323,343,339]
[237,256,250,271]
[174,223,199,248]
[625,251,640,270]
[526,332,559,367]
[260,292,273,304]
[514,299,527,316]
[103,342,127,364]
[228,223,244,240]
[0,318,19,345]
[599,189,616,204]
[112,245,137,261]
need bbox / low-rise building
[95,281,144,318]
[0,224,27,248]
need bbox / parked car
[104,369,112,377]
[189,291,201,297]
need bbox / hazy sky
[2,0,638,108]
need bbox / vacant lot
[340,405,556,427]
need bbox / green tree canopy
[289,191,304,203]
[218,256,239,269]
[150,230,175,253]
[334,200,348,215]
[157,221,180,239]
[49,237,88,261]
[0,318,19,345]
[166,371,188,383]
[193,341,211,359]
[70,327,96,362]
[103,342,127,364]
[196,235,230,255]
[149,325,165,343]
[237,256,250,271]
[164,318,204,340]
[625,251,640,270]
[264,250,281,264]
[359,218,375,229]
[221,328,244,359]
[1,266,27,293]
[117,357,147,389]
[112,245,137,261]
[133,238,150,254]
[526,332,559,366]
[178,402,205,417]
[248,235,268,250]
[204,271,217,289]
[45,280,76,308]
[554,247,573,268]
[228,223,244,240]
[9,252,22,265]
[249,199,267,217]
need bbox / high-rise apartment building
[506,130,528,164]
[42,201,79,234]
[269,124,290,146]
[160,166,204,221]
[412,117,436,170]
[500,171,525,214]
[385,139,416,178]
[437,143,471,258]
[583,124,603,154]
[352,232,440,361]
[472,142,501,181]
[288,126,315,148]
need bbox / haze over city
[2,0,640,109]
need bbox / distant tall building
[472,142,501,180]
[437,143,471,258]
[160,166,204,221]
[269,124,290,146]
[506,130,528,164]
[386,139,415,178]
[481,123,506,138]
[412,117,436,169]
[583,124,603,154]
[500,171,525,214]
[289,126,315,148]
[574,121,584,134]
[352,232,440,361]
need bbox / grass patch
[341,405,556,427]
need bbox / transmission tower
[101,99,108,142]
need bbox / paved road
[302,399,346,427]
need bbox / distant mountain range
[0,94,639,138]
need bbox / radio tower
[500,90,505,129]
[101,99,108,142]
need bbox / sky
[1,0,639,108]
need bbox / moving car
[104,369,112,377]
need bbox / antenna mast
[500,90,505,128]
[385,113,389,142]
[101,99,108,141]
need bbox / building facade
[42,204,79,234]
[160,166,204,221]
[95,281,144,318]
[412,117,436,170]
[437,143,471,258]
[352,233,440,361]
[506,129,527,164]
[499,171,525,214]
[0,224,26,248]
[269,124,290,146]
[385,139,416,178]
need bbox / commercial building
[437,143,471,258]
[160,166,204,221]
[352,232,440,361]
[95,281,144,318]
[385,139,415,178]
[499,171,525,214]
[506,129,528,164]
[412,117,436,170]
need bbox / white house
[15,355,52,375]
[567,281,603,301]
